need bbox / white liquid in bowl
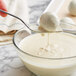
[18,33,76,76]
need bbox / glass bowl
[13,29,76,76]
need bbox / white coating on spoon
[39,12,62,31]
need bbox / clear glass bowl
[13,29,76,76]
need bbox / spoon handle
[0,9,33,31]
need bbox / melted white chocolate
[19,32,76,58]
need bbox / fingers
[0,0,7,17]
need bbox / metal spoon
[0,9,76,34]
[0,9,63,34]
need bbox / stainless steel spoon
[0,9,62,34]
[1,9,76,34]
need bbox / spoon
[0,9,63,33]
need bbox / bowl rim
[13,29,76,60]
